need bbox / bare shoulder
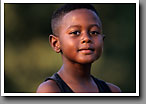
[106,82,121,93]
[36,80,60,93]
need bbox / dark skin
[37,9,121,93]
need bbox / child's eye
[69,31,80,36]
[89,31,100,35]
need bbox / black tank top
[45,73,112,93]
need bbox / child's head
[49,4,104,64]
[51,3,102,35]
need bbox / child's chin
[77,59,96,64]
[76,55,100,64]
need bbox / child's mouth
[78,48,94,55]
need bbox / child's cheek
[95,41,103,58]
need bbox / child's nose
[81,32,91,44]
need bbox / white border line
[2,93,139,96]
[2,0,139,3]
[1,0,139,96]
[1,0,5,96]
[136,0,139,95]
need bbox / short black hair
[51,3,100,35]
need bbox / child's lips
[78,48,94,54]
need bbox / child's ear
[103,34,106,41]
[49,34,61,53]
[101,34,105,52]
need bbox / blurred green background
[4,3,136,93]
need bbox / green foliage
[4,4,136,93]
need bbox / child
[37,3,121,93]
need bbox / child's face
[57,9,104,64]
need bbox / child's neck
[58,59,92,82]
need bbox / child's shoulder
[36,80,60,93]
[106,82,121,92]
[92,75,121,92]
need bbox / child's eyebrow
[67,25,81,29]
[89,24,101,29]
[67,24,101,30]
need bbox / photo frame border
[1,0,139,96]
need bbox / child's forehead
[61,9,102,28]
[63,9,98,19]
